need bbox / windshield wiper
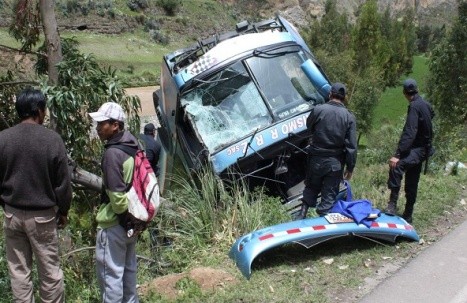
[252,47,299,58]
[238,127,264,161]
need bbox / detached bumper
[229,214,419,279]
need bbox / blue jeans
[96,225,139,303]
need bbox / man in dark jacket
[0,88,72,302]
[385,79,434,223]
[298,83,357,219]
[139,123,161,176]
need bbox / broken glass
[181,61,272,152]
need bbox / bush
[144,19,160,32]
[360,120,403,165]
[156,0,181,16]
[149,30,169,45]
[127,0,148,12]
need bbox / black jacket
[306,100,357,173]
[139,134,161,175]
[396,94,434,157]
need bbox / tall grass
[155,168,289,271]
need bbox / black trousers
[303,155,343,215]
[388,148,425,207]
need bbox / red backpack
[109,144,161,237]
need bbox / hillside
[0,0,458,36]
[0,0,458,85]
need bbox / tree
[303,0,351,55]
[348,0,385,142]
[416,25,432,53]
[399,7,417,73]
[1,0,141,191]
[378,6,416,86]
[352,0,383,71]
[347,66,383,144]
[427,1,467,133]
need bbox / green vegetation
[61,31,167,86]
[373,55,429,129]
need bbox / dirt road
[125,86,160,128]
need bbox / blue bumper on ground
[229,213,419,279]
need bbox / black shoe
[296,204,309,220]
[385,202,397,216]
[402,214,413,224]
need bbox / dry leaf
[382,256,392,260]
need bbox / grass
[373,55,430,129]
[0,30,22,48]
[134,169,467,303]
[0,168,465,303]
[62,31,167,85]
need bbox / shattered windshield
[181,61,272,152]
[180,48,324,153]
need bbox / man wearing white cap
[89,101,140,303]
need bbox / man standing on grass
[0,87,72,302]
[385,79,434,223]
[89,101,140,303]
[298,82,357,219]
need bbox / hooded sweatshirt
[97,130,139,229]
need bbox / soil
[139,267,238,300]
[125,86,158,118]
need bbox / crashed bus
[152,16,420,278]
[153,15,336,214]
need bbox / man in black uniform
[385,79,434,223]
[298,83,357,219]
[139,123,161,176]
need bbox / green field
[62,31,167,82]
[373,56,430,128]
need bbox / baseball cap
[403,78,418,94]
[89,102,126,122]
[330,82,346,99]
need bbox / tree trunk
[38,1,103,192]
[70,165,102,192]
[39,0,62,131]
